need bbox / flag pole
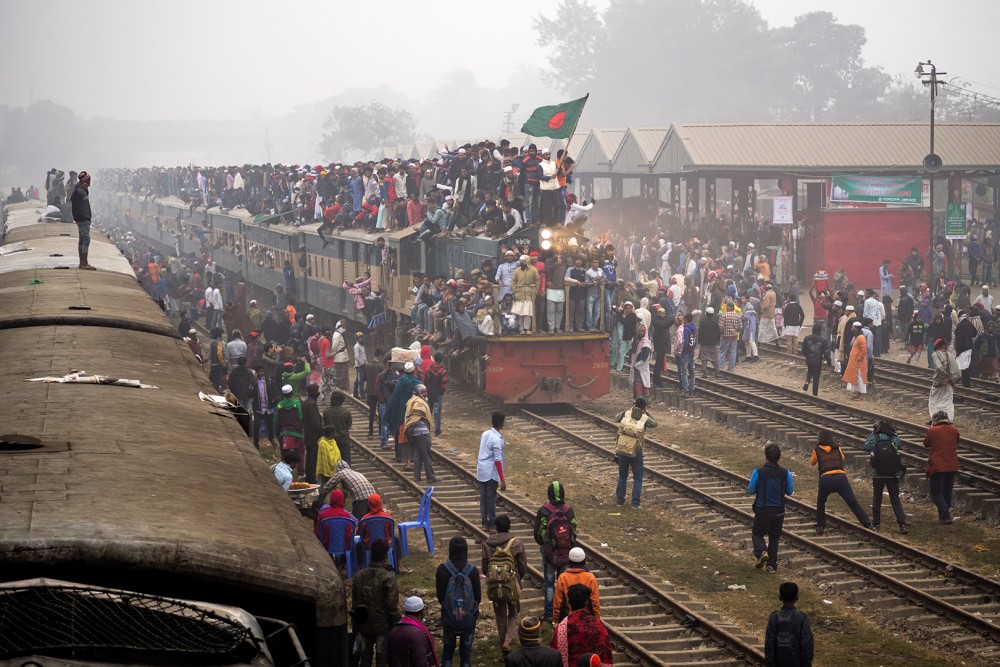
[559,93,588,158]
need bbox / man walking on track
[810,430,872,533]
[70,171,95,270]
[747,443,794,571]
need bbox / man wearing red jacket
[924,411,960,524]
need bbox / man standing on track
[331,321,351,391]
[613,397,656,508]
[747,443,794,572]
[477,412,507,532]
[70,171,95,270]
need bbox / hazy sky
[2,0,998,122]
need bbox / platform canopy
[651,122,1000,176]
[574,128,628,173]
[611,127,670,175]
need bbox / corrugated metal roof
[611,127,671,174]
[630,127,671,164]
[654,122,1000,173]
[593,129,627,161]
[575,129,626,172]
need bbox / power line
[948,75,1000,93]
[939,83,1000,108]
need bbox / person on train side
[512,255,540,334]
[545,250,568,334]
[496,250,518,301]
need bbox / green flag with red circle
[519,94,589,140]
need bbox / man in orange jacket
[552,547,600,622]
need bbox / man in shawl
[629,323,653,399]
[842,321,868,399]
[388,596,438,667]
[550,584,612,667]
[929,338,961,420]
[512,254,540,334]
[385,362,421,464]
[758,283,780,347]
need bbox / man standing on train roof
[496,250,518,301]
[512,254,540,334]
[70,171,95,270]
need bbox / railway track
[648,365,1000,505]
[756,346,1000,416]
[515,402,1000,657]
[340,395,765,666]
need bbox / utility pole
[263,126,273,163]
[916,60,946,289]
[502,103,519,134]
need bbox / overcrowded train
[0,199,348,665]
[100,191,611,404]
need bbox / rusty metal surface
[484,334,611,403]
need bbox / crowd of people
[97,141,589,240]
[26,152,997,667]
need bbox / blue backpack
[442,562,478,632]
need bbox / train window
[327,259,332,282]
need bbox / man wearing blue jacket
[747,443,794,572]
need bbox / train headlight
[540,229,553,240]
[540,240,552,250]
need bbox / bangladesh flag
[520,94,589,140]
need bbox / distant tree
[769,12,891,121]
[533,0,784,125]
[318,102,416,159]
[533,1,913,125]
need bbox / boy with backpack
[482,514,528,656]
[436,535,481,667]
[533,481,578,623]
[862,420,908,534]
[764,582,814,667]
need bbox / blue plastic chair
[359,515,397,570]
[398,487,435,556]
[318,516,359,578]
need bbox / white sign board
[773,196,794,224]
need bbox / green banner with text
[830,175,922,205]
[945,202,968,240]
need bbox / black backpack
[871,438,903,476]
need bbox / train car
[101,193,611,404]
[0,200,347,666]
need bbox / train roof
[0,270,178,337]
[0,322,340,618]
[1,204,135,276]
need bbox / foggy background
[2,0,999,186]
